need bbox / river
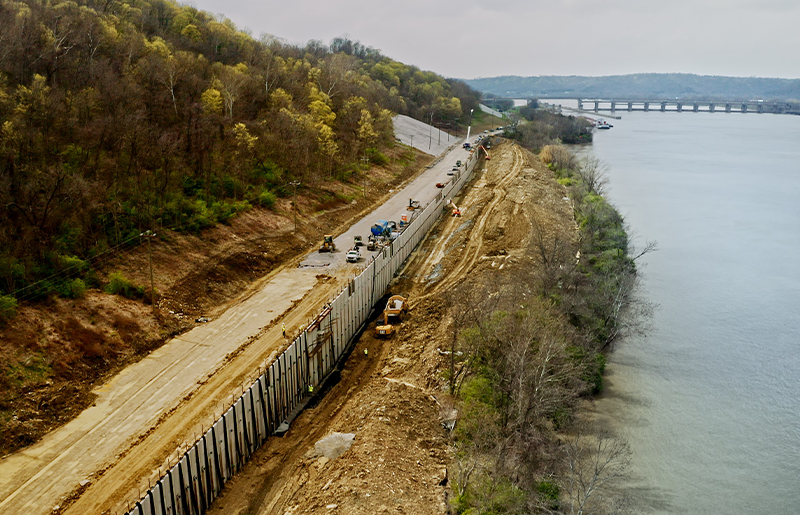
[564,105,800,514]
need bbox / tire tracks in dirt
[412,144,525,304]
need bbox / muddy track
[413,144,525,304]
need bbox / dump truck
[384,295,408,321]
[319,234,336,252]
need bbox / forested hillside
[466,73,800,100]
[0,0,480,308]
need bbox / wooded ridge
[0,0,480,307]
[465,73,800,101]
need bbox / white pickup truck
[346,248,361,263]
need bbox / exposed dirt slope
[207,140,578,514]
[0,145,431,458]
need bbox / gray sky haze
[189,0,800,80]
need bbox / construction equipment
[374,312,396,338]
[480,144,491,161]
[446,199,461,217]
[319,234,336,252]
[354,235,364,247]
[384,295,408,321]
[371,220,390,238]
[367,234,379,251]
[407,198,421,210]
[375,295,408,337]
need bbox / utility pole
[360,152,370,198]
[289,180,301,231]
[142,230,157,312]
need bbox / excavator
[480,144,490,161]
[319,234,336,252]
[374,295,408,338]
[446,199,461,217]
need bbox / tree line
[447,143,653,514]
[0,0,481,311]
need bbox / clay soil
[0,144,433,458]
[207,141,578,514]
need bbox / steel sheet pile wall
[125,149,480,515]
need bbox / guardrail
[123,148,480,515]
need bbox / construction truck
[446,199,461,217]
[367,234,379,251]
[375,295,408,338]
[384,295,408,321]
[371,220,390,238]
[354,235,364,247]
[319,234,336,252]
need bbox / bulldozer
[319,234,336,253]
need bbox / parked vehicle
[346,248,361,262]
[371,220,390,237]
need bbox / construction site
[0,122,580,514]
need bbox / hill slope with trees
[0,0,480,309]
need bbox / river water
[566,106,800,513]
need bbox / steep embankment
[207,140,579,514]
[0,144,432,458]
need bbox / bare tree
[562,430,631,515]
[576,156,609,196]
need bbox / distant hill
[465,74,800,101]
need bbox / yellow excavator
[319,234,336,252]
[374,295,408,338]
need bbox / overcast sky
[189,0,800,80]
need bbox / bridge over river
[576,98,800,114]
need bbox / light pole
[289,180,300,231]
[466,108,474,143]
[141,230,157,312]
[360,152,369,198]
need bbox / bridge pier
[709,103,715,113]
[628,101,633,111]
[741,103,747,113]
[578,100,583,110]
[644,102,649,111]
[693,102,699,112]
[610,101,616,111]
[594,101,599,111]
[726,103,731,113]
[677,102,682,112]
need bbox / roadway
[0,119,481,515]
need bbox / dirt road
[206,140,577,514]
[0,126,472,514]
